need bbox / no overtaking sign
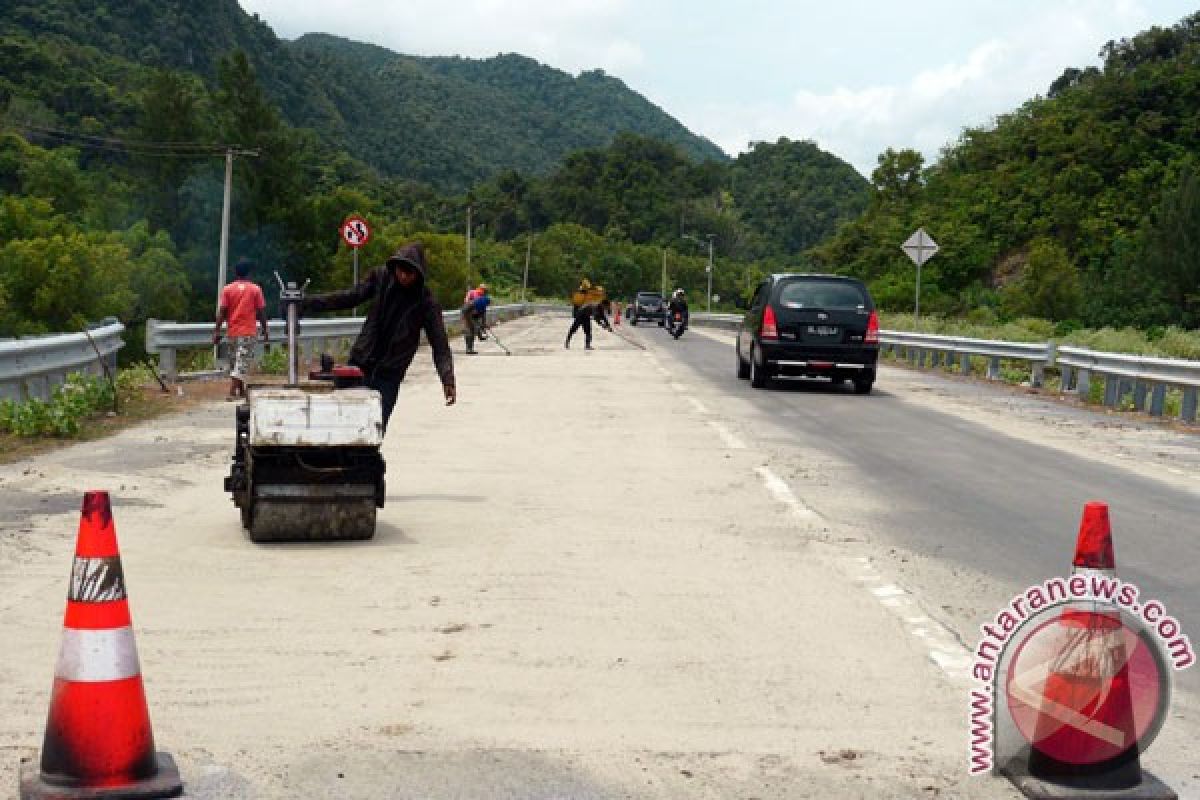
[341,216,371,249]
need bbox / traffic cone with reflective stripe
[19,491,182,799]
[1002,501,1175,799]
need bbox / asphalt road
[624,319,1200,793]
[641,324,1200,640]
[1,312,1196,798]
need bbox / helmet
[674,288,685,298]
[478,283,488,292]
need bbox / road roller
[224,274,385,541]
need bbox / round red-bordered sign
[340,215,371,249]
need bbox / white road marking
[669,382,689,393]
[708,421,746,449]
[754,466,817,519]
[850,559,973,687]
[687,397,710,415]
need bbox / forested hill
[0,0,725,190]
[812,12,1200,329]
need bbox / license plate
[807,325,840,336]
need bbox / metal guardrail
[1057,346,1199,421]
[0,322,124,402]
[146,304,530,381]
[879,331,1198,423]
[881,330,1055,386]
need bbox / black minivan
[736,274,879,393]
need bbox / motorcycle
[666,309,687,339]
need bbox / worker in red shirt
[212,257,269,400]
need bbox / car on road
[630,291,666,326]
[735,274,879,393]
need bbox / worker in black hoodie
[303,242,456,430]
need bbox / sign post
[901,227,939,320]
[340,215,372,286]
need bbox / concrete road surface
[0,312,1190,797]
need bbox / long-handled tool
[482,325,511,355]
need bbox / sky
[237,1,1198,177]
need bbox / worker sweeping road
[461,283,491,354]
[302,242,456,430]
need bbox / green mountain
[812,12,1200,328]
[0,0,725,191]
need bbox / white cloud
[242,0,641,74]
[690,3,1186,177]
[240,1,1198,177]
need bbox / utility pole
[213,147,260,315]
[681,233,716,312]
[706,234,715,313]
[215,149,233,315]
[661,248,667,297]
[522,231,532,302]
[465,204,473,292]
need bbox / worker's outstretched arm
[303,268,380,313]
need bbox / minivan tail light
[865,310,880,344]
[761,305,779,340]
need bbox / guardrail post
[987,357,1001,381]
[1149,384,1166,417]
[1060,365,1074,391]
[907,347,917,365]
[1133,381,1149,412]
[1104,377,1120,408]
[959,353,971,374]
[1031,361,1045,388]
[917,349,927,368]
[1182,388,1198,423]
[1076,369,1090,401]
[159,348,177,383]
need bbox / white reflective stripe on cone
[55,627,142,682]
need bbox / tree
[1000,237,1082,321]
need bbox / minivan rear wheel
[736,346,750,380]
[853,377,874,395]
[749,345,770,389]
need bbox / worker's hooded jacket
[303,243,455,387]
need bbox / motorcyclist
[666,288,689,334]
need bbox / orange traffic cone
[1002,502,1175,799]
[19,491,182,799]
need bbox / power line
[6,122,258,158]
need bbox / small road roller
[224,275,385,541]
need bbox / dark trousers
[566,312,592,347]
[366,372,401,431]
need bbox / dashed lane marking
[753,466,817,519]
[850,556,973,687]
[708,421,746,449]
[687,397,710,415]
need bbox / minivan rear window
[778,280,867,310]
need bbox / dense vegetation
[3,0,1197,365]
[0,0,724,190]
[0,1,869,351]
[813,13,1200,331]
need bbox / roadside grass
[0,364,220,464]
